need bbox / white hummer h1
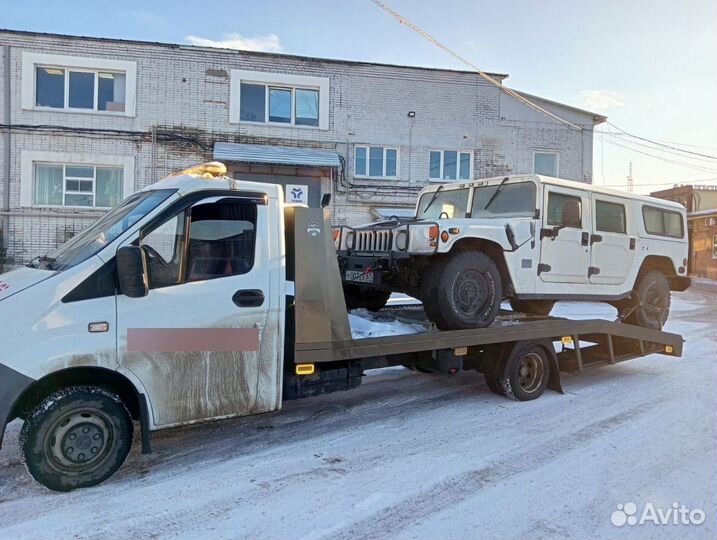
[336,174,690,330]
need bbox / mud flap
[0,363,35,449]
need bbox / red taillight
[428,225,439,240]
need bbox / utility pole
[627,161,634,193]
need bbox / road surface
[0,286,715,539]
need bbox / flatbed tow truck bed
[284,208,684,401]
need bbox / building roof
[515,91,607,125]
[0,28,510,80]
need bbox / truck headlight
[394,230,408,251]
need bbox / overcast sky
[3,0,716,193]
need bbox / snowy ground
[1,287,715,540]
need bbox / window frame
[22,52,137,117]
[641,205,685,239]
[428,149,473,182]
[230,70,329,130]
[594,199,627,235]
[354,145,399,179]
[32,163,125,209]
[546,191,583,228]
[533,150,560,177]
[140,198,259,289]
[20,150,135,210]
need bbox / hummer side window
[547,192,582,228]
[595,200,627,234]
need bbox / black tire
[419,260,447,327]
[484,375,506,396]
[509,299,555,316]
[628,270,671,329]
[343,284,391,312]
[434,251,502,330]
[20,386,133,492]
[498,344,550,401]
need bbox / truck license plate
[345,270,375,284]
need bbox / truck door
[538,185,591,284]
[589,196,635,285]
[116,194,282,427]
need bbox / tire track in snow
[323,396,664,540]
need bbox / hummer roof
[145,161,282,200]
[419,174,685,211]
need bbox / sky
[2,0,716,194]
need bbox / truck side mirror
[116,245,148,298]
[561,200,582,228]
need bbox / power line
[597,130,717,164]
[367,0,583,131]
[596,134,717,173]
[606,121,717,160]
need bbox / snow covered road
[1,287,715,539]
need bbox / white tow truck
[0,163,684,491]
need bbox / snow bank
[348,309,427,339]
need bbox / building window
[355,146,398,178]
[429,150,472,181]
[533,151,559,177]
[23,53,136,116]
[35,67,127,112]
[231,70,329,129]
[33,164,124,208]
[20,151,135,210]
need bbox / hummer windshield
[28,189,175,271]
[416,188,470,219]
[471,181,537,219]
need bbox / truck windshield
[471,182,537,218]
[29,190,175,271]
[416,188,470,219]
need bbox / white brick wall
[0,30,599,264]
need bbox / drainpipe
[2,45,11,269]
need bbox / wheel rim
[452,270,490,317]
[45,409,114,472]
[517,352,544,394]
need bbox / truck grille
[355,229,392,252]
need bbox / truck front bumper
[0,363,34,448]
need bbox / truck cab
[0,163,286,490]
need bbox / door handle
[581,232,589,246]
[590,234,603,245]
[233,289,265,308]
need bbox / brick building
[0,29,605,266]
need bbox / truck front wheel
[434,251,502,330]
[21,386,133,492]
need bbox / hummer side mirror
[116,245,148,298]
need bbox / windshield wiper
[422,185,444,214]
[27,255,56,269]
[483,177,509,210]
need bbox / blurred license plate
[345,270,374,284]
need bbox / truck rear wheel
[343,284,391,312]
[628,270,671,329]
[20,386,133,492]
[498,344,550,401]
[434,251,502,330]
[509,299,555,317]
